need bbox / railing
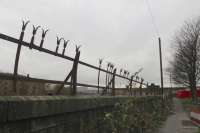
[0,20,149,96]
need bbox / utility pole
[158,37,164,97]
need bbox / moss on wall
[0,96,173,133]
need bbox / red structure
[176,89,200,99]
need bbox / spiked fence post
[56,44,79,95]
[105,62,110,94]
[124,70,127,77]
[150,84,153,95]
[107,64,111,92]
[39,29,49,49]
[119,68,122,87]
[13,20,29,94]
[108,64,114,93]
[154,85,156,96]
[62,40,69,55]
[111,68,116,96]
[127,72,129,78]
[97,59,103,94]
[146,82,149,96]
[70,45,81,95]
[139,78,144,96]
[30,25,40,49]
[134,76,137,96]
[129,75,133,96]
[56,37,64,53]
[120,69,123,75]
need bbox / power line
[144,0,160,37]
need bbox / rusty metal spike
[98,58,103,94]
[127,72,129,77]
[75,45,81,53]
[40,29,49,49]
[107,62,111,67]
[120,69,123,75]
[56,37,64,53]
[32,25,41,34]
[22,20,30,30]
[62,40,69,55]
[99,58,103,65]
[56,36,64,44]
[29,25,41,49]
[124,70,127,76]
[64,40,69,48]
[42,29,49,38]
[110,64,114,69]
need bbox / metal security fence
[0,20,149,96]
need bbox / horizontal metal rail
[0,33,147,86]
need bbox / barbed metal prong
[29,25,41,49]
[62,40,69,55]
[39,28,49,49]
[75,45,81,53]
[22,20,30,30]
[56,36,64,53]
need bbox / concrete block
[0,96,8,123]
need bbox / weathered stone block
[0,96,9,123]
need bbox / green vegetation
[181,98,193,105]
[196,128,200,133]
[180,98,200,113]
[181,98,200,105]
[195,127,200,133]
[103,96,173,133]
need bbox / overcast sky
[0,0,200,87]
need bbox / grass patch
[180,98,200,116]
[196,128,200,133]
[180,98,193,115]
[181,98,193,105]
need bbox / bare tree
[168,17,200,103]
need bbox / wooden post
[105,63,110,94]
[29,25,40,49]
[129,76,133,96]
[111,68,116,96]
[70,51,80,95]
[139,78,144,96]
[39,29,48,49]
[97,59,103,94]
[13,21,29,94]
[134,82,137,96]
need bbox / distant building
[0,73,46,96]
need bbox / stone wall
[0,79,46,96]
[0,96,133,133]
[114,88,154,96]
[0,96,170,133]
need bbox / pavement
[158,98,198,133]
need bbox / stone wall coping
[0,96,137,123]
